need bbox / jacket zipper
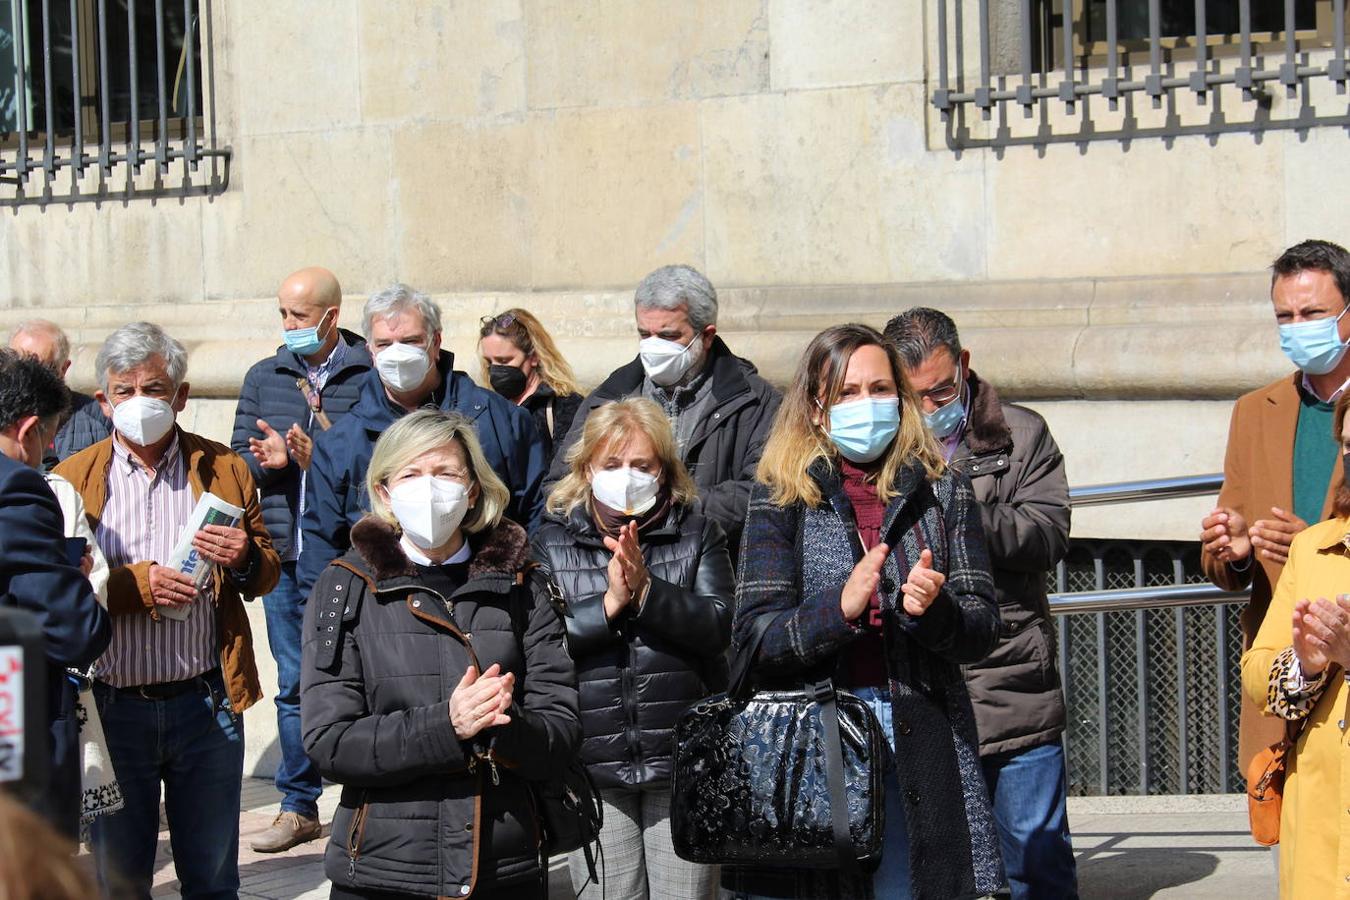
[346,791,369,878]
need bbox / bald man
[7,319,112,464]
[229,267,372,851]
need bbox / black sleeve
[634,517,734,658]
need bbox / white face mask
[639,335,704,388]
[590,466,661,516]
[387,476,471,550]
[376,342,433,394]
[111,395,176,447]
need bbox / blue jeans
[981,740,1079,900]
[263,561,322,817]
[91,669,244,900]
[854,686,912,900]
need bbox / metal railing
[933,0,1350,148]
[0,0,229,206]
[1046,472,1250,796]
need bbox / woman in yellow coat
[1242,391,1350,898]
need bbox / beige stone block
[986,137,1283,280]
[0,199,204,309]
[394,103,703,290]
[392,121,534,290]
[525,0,769,109]
[221,0,361,136]
[359,0,527,124]
[768,0,921,90]
[529,103,704,287]
[703,83,986,285]
[201,129,397,301]
[1284,127,1350,250]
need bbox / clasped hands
[147,524,250,609]
[1292,595,1350,679]
[602,521,651,621]
[840,544,945,621]
[449,663,515,740]
[249,418,314,471]
[1201,505,1306,567]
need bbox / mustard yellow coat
[1242,516,1350,900]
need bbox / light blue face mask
[1279,306,1350,375]
[827,397,901,464]
[924,391,966,440]
[282,310,334,357]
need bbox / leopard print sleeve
[1266,645,1330,720]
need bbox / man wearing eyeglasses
[885,307,1077,900]
[229,266,372,852]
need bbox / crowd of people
[2,241,1346,899]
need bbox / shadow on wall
[1077,848,1220,898]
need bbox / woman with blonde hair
[1241,389,1350,899]
[532,397,734,899]
[725,323,1002,900]
[301,409,579,900]
[479,309,583,461]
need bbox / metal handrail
[1051,471,1245,614]
[1068,473,1223,507]
[1048,582,1248,615]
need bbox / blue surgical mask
[1279,306,1350,375]
[283,310,334,357]
[827,397,901,464]
[923,374,967,439]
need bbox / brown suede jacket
[54,428,280,711]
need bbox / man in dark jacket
[0,349,111,836]
[545,265,781,553]
[229,266,372,852]
[887,308,1077,900]
[298,284,546,597]
[8,319,113,464]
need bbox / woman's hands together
[602,521,649,620]
[1292,595,1350,679]
[449,663,514,740]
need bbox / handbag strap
[811,679,859,874]
[727,612,776,700]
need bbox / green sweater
[1293,390,1337,526]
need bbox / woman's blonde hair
[479,308,581,397]
[756,322,945,508]
[365,409,511,534]
[547,397,698,516]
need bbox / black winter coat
[948,372,1070,756]
[531,502,734,791]
[300,516,580,898]
[519,383,582,467]
[545,337,781,554]
[230,331,373,559]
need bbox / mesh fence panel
[1051,540,1244,795]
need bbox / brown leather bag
[1247,719,1302,846]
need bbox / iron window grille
[0,0,229,206]
[933,0,1350,148]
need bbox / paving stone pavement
[129,782,1272,899]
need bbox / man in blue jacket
[230,267,372,852]
[0,349,111,836]
[298,283,545,597]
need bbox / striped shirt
[94,432,218,687]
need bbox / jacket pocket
[345,791,369,880]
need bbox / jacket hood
[271,328,371,375]
[962,370,1014,456]
[346,514,530,584]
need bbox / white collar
[1300,371,1350,404]
[400,534,472,567]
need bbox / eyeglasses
[917,369,962,406]
[480,313,517,331]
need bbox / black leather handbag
[669,614,887,872]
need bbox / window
[0,0,227,206]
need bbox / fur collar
[963,370,1013,456]
[348,515,530,584]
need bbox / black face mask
[489,364,528,400]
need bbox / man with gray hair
[885,307,1077,900]
[54,321,280,898]
[297,283,545,596]
[546,264,781,552]
[7,318,111,462]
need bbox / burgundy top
[838,460,888,689]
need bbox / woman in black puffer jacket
[532,398,734,899]
[301,410,580,900]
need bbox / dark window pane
[1087,0,1318,43]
